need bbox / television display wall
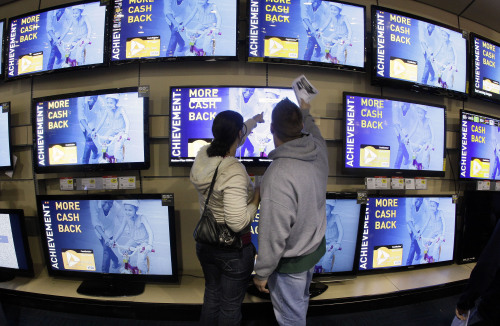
[169,86,298,166]
[358,196,456,272]
[110,0,237,62]
[343,93,446,177]
[248,0,365,70]
[33,87,149,173]
[37,195,177,281]
[6,1,107,79]
[0,102,13,171]
[470,34,500,103]
[372,6,467,97]
[459,110,500,180]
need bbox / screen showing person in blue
[170,87,297,164]
[248,0,364,68]
[358,197,455,271]
[35,91,145,168]
[41,199,174,275]
[0,107,11,168]
[111,0,236,61]
[344,94,445,172]
[0,213,29,271]
[7,2,106,78]
[0,21,4,73]
[472,36,500,102]
[373,9,466,93]
[459,111,500,180]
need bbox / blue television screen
[0,103,13,171]
[247,0,365,70]
[343,93,446,177]
[0,209,33,277]
[0,20,4,77]
[169,86,298,166]
[6,1,107,79]
[471,34,500,103]
[459,110,500,180]
[32,87,149,173]
[358,196,456,272]
[372,6,467,97]
[110,0,237,62]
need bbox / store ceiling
[415,0,500,33]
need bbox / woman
[190,110,263,325]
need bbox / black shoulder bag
[193,164,243,249]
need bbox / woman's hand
[253,112,265,123]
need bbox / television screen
[110,0,237,62]
[343,93,446,177]
[0,19,5,78]
[32,87,150,174]
[470,33,500,103]
[372,6,467,98]
[6,0,107,80]
[0,209,34,280]
[0,102,13,171]
[459,110,500,180]
[358,196,456,272]
[456,191,500,264]
[169,86,298,166]
[37,194,178,294]
[247,0,365,71]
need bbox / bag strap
[203,162,221,209]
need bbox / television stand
[77,279,145,297]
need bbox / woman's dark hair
[207,110,244,157]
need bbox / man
[46,8,69,70]
[392,102,415,169]
[316,201,343,273]
[301,0,330,61]
[455,220,500,325]
[419,22,441,85]
[164,0,192,57]
[254,98,328,326]
[405,197,426,265]
[78,95,100,164]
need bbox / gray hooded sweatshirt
[255,108,328,280]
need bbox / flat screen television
[32,87,150,174]
[169,86,298,166]
[0,209,34,281]
[343,92,446,177]
[456,191,500,264]
[0,102,14,171]
[247,0,365,71]
[110,0,238,63]
[357,196,456,273]
[470,33,500,104]
[459,110,500,181]
[37,194,178,296]
[5,0,108,80]
[371,6,467,99]
[0,19,5,79]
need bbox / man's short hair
[272,98,303,143]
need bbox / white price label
[60,178,74,191]
[103,176,119,190]
[119,176,136,189]
[415,178,427,190]
[81,178,96,190]
[405,179,415,190]
[477,180,491,191]
[391,178,405,189]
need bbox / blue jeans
[394,135,409,169]
[82,131,99,164]
[268,267,314,326]
[167,24,186,57]
[47,41,62,70]
[303,30,321,61]
[421,55,435,84]
[99,237,119,274]
[406,232,421,265]
[196,242,255,326]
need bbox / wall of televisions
[1,0,500,288]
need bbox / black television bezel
[0,209,35,279]
[312,192,365,281]
[0,101,14,171]
[31,86,150,174]
[458,109,500,181]
[0,18,5,80]
[469,33,500,104]
[371,5,468,100]
[108,0,239,65]
[4,0,110,81]
[36,194,179,283]
[246,0,366,72]
[168,85,297,167]
[342,92,447,178]
[357,194,457,275]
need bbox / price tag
[415,178,427,190]
[103,176,118,190]
[119,176,136,189]
[405,178,415,190]
[366,177,390,189]
[81,178,96,190]
[391,177,405,189]
[60,178,74,191]
[495,182,500,191]
[366,178,376,189]
[477,180,491,191]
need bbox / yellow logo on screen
[18,53,44,74]
[48,143,78,165]
[390,57,418,82]
[264,37,299,59]
[373,245,403,268]
[126,36,161,58]
[483,78,500,94]
[470,158,490,178]
[61,249,96,271]
[360,145,390,168]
